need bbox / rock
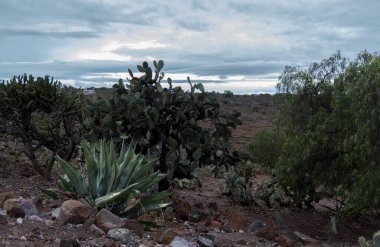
[60,238,80,247]
[90,224,106,236]
[19,198,38,216]
[0,214,7,225]
[170,236,198,247]
[94,208,124,233]
[107,228,136,245]
[58,199,92,224]
[7,206,25,218]
[175,205,190,221]
[154,228,177,244]
[16,217,23,224]
[20,236,27,241]
[189,207,203,223]
[253,220,278,240]
[28,215,44,222]
[51,207,61,220]
[294,231,321,245]
[3,198,20,212]
[275,234,293,247]
[123,219,144,236]
[213,234,233,247]
[196,225,211,233]
[247,219,264,234]
[198,236,214,247]
[0,191,15,208]
[224,211,248,232]
[0,209,6,216]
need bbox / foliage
[255,178,291,208]
[275,51,380,214]
[223,90,234,98]
[358,230,380,247]
[0,75,83,178]
[219,160,255,204]
[82,61,241,186]
[56,139,171,218]
[249,128,284,169]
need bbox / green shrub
[249,129,284,169]
[56,139,171,218]
[275,51,380,214]
[0,75,83,178]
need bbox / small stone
[28,215,44,222]
[174,205,190,221]
[51,207,60,220]
[90,224,105,236]
[170,236,198,247]
[197,236,214,247]
[154,228,177,244]
[209,220,222,229]
[16,217,23,224]
[20,236,27,241]
[107,228,135,245]
[45,220,55,227]
[60,238,80,247]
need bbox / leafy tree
[275,51,380,215]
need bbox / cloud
[0,0,379,93]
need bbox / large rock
[107,228,136,245]
[170,236,198,247]
[0,191,15,208]
[94,208,124,233]
[58,199,92,224]
[4,198,20,212]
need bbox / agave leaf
[82,141,98,199]
[95,183,138,208]
[56,155,88,197]
[121,191,171,218]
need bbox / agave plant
[56,139,171,218]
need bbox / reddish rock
[58,199,92,224]
[225,211,248,232]
[0,191,15,208]
[254,220,278,240]
[94,208,124,233]
[210,220,222,229]
[154,228,177,245]
[275,234,293,247]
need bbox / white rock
[20,236,27,241]
[16,217,23,224]
[51,207,60,219]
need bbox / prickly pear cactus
[83,60,241,180]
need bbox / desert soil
[0,94,378,247]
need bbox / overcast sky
[0,0,379,93]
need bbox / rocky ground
[0,94,378,247]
